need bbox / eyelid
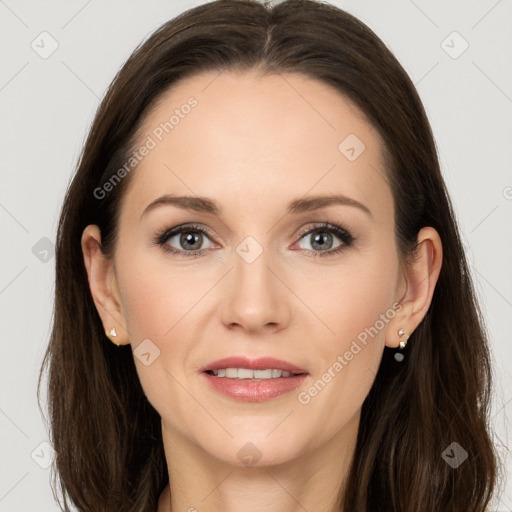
[155,221,355,257]
[156,223,218,248]
[293,222,354,250]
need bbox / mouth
[200,356,309,401]
[204,368,305,379]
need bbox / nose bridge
[221,232,289,330]
[233,233,275,298]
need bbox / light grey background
[1,0,511,510]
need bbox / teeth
[254,369,272,379]
[209,368,298,379]
[237,368,253,379]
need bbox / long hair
[37,1,498,510]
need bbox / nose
[220,244,291,334]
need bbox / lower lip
[201,372,309,402]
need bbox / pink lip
[201,372,309,402]
[199,356,309,402]
[199,356,308,374]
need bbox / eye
[153,222,355,259]
[294,222,354,258]
[154,224,216,258]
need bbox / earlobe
[385,227,443,349]
[81,224,130,345]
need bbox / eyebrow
[140,193,372,220]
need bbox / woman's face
[103,70,406,466]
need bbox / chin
[200,432,308,469]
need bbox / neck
[157,412,359,512]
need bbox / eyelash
[153,222,355,259]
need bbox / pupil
[312,231,332,250]
[182,232,201,250]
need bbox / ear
[81,224,130,345]
[385,226,443,348]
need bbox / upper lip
[200,356,308,374]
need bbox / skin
[82,69,442,512]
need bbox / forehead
[121,69,391,224]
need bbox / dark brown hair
[38,0,499,510]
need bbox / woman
[38,0,498,510]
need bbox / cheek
[116,269,165,341]
[295,249,397,413]
[114,251,196,412]
[306,251,398,348]
[115,247,203,342]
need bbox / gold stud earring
[106,327,120,346]
[398,328,409,349]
